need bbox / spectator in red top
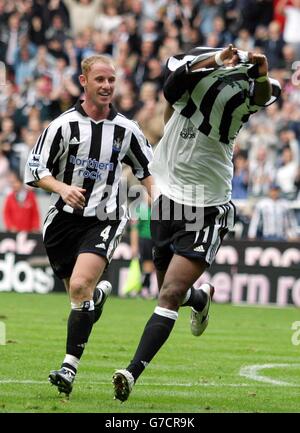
[3,170,40,232]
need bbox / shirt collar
[74,99,118,121]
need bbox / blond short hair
[81,55,115,77]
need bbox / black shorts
[43,208,128,279]
[138,237,154,262]
[150,195,236,271]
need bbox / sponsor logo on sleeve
[29,154,40,167]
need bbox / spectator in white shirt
[248,183,298,240]
[276,145,299,199]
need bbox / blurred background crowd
[0,0,300,240]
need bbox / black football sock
[126,306,178,382]
[65,300,95,360]
[181,286,208,311]
[142,273,151,292]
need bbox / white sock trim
[63,354,80,371]
[154,306,178,320]
[71,300,94,311]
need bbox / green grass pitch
[0,292,299,413]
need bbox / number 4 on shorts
[100,226,111,241]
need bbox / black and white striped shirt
[248,197,298,240]
[149,59,280,207]
[164,62,270,144]
[24,100,153,217]
[164,50,281,143]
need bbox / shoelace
[62,369,75,379]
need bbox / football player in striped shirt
[112,45,281,402]
[25,55,153,396]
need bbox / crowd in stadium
[0,0,300,236]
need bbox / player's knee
[159,280,185,308]
[69,276,92,301]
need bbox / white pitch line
[0,380,46,384]
[0,378,300,387]
[239,363,300,386]
[0,379,235,387]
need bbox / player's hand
[248,52,269,76]
[59,185,86,209]
[221,44,239,65]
